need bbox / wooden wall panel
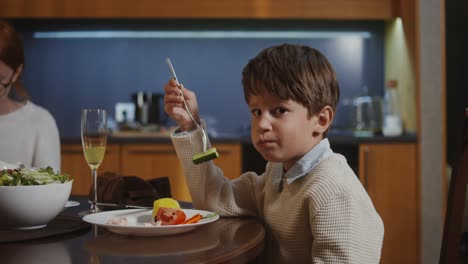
[0,0,396,19]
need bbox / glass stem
[91,168,98,213]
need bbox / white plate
[65,200,80,208]
[82,209,219,236]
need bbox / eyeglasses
[0,72,14,97]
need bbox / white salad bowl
[0,180,73,229]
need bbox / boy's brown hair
[242,44,340,116]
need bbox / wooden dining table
[0,196,265,264]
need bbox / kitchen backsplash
[12,19,384,138]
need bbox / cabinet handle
[127,150,176,155]
[363,147,370,190]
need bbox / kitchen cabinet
[61,142,242,202]
[212,144,242,180]
[61,144,121,195]
[120,144,188,201]
[359,143,418,264]
[0,0,396,19]
[120,143,242,202]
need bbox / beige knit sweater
[171,128,384,263]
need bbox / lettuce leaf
[0,166,70,186]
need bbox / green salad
[0,166,70,186]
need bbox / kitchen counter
[326,130,417,144]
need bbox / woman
[0,20,60,172]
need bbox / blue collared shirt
[283,138,334,185]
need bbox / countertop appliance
[131,92,167,126]
[352,95,383,136]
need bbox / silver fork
[92,201,152,209]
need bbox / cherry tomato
[156,207,186,225]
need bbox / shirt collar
[283,138,333,184]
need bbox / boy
[163,44,384,263]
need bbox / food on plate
[103,209,218,227]
[152,198,190,225]
[183,213,218,224]
[183,213,202,224]
[0,166,70,186]
[148,198,218,226]
[156,207,187,225]
[106,216,128,226]
[152,198,181,219]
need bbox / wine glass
[81,109,107,214]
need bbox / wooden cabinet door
[120,143,243,202]
[120,144,190,202]
[359,143,418,264]
[61,144,121,195]
[213,144,242,180]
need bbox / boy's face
[248,92,323,171]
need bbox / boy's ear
[313,105,334,134]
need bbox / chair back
[439,108,468,264]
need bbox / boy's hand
[163,79,200,132]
